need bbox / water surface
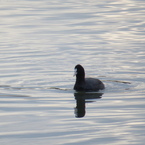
[0,0,145,145]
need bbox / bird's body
[74,64,105,92]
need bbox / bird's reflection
[74,92,103,118]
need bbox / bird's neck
[76,74,85,84]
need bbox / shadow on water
[74,92,103,118]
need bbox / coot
[74,64,105,92]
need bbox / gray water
[0,0,145,145]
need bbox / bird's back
[85,78,105,91]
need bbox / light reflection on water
[0,0,145,145]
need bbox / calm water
[0,0,145,145]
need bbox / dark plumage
[74,64,105,92]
